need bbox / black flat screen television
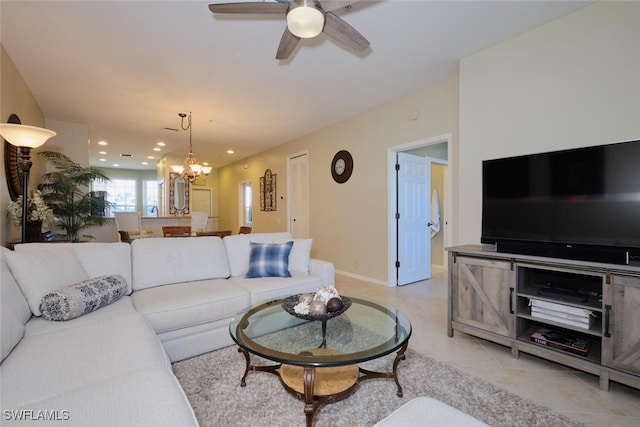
[481,139,640,265]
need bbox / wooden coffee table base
[281,361,359,427]
[237,343,408,427]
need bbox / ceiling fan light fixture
[287,1,324,38]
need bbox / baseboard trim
[334,270,391,287]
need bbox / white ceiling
[1,0,592,170]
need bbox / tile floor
[335,270,640,426]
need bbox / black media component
[482,139,640,265]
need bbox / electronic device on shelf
[481,139,640,265]
[537,287,589,302]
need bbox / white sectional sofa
[1,232,333,426]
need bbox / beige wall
[6,2,635,285]
[0,45,47,244]
[218,76,459,283]
[458,1,640,246]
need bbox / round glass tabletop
[229,296,412,367]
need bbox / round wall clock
[331,150,353,184]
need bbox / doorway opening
[240,181,253,227]
[388,133,452,286]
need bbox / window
[92,179,137,214]
[142,180,159,216]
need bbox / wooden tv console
[447,244,640,391]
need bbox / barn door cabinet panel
[603,274,640,378]
[448,251,515,344]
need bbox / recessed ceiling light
[153,147,161,152]
[99,151,107,155]
[226,150,234,154]
[147,156,155,160]
[141,161,148,166]
[113,163,120,167]
[98,141,108,146]
[156,142,166,146]
[99,158,106,162]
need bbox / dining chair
[196,230,232,238]
[190,211,209,233]
[118,230,132,244]
[114,212,154,240]
[238,226,252,234]
[162,226,192,237]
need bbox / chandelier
[170,112,212,183]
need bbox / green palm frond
[38,151,113,241]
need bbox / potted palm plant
[38,151,113,241]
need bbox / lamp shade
[287,2,324,38]
[0,123,56,148]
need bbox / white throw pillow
[273,238,312,274]
[5,247,89,316]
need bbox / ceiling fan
[208,0,370,60]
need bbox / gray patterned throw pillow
[39,275,128,321]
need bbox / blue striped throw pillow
[245,241,293,278]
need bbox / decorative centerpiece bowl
[281,295,352,321]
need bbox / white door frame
[238,180,252,227]
[191,186,212,216]
[387,133,452,287]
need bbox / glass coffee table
[229,295,412,427]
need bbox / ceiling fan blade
[318,0,359,13]
[208,2,288,14]
[276,28,301,60]
[323,12,369,52]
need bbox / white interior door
[397,152,431,285]
[289,153,309,238]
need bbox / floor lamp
[0,123,56,242]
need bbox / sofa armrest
[309,259,334,286]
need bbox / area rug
[172,345,584,427]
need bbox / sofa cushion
[1,249,31,362]
[224,232,292,277]
[1,303,170,409]
[274,238,313,275]
[5,247,89,316]
[246,241,293,278]
[131,279,250,334]
[5,368,198,427]
[14,242,133,294]
[132,236,231,291]
[39,275,128,321]
[0,248,31,361]
[25,297,137,337]
[231,274,323,305]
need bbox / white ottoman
[374,396,489,426]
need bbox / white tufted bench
[374,397,489,426]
